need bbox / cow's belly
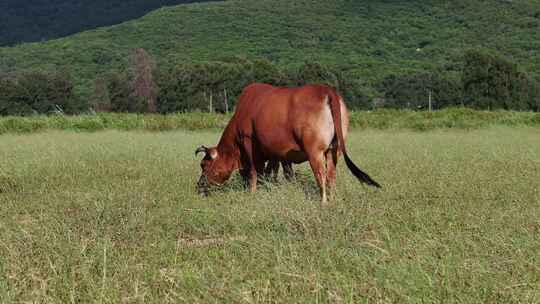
[262,146,308,164]
[256,130,306,162]
[283,150,308,164]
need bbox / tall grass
[348,108,540,130]
[0,108,538,134]
[0,111,229,134]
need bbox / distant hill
[0,0,220,46]
[1,0,539,97]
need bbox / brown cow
[196,83,380,205]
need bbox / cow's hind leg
[325,148,338,202]
[308,151,328,207]
[264,160,279,182]
[282,161,294,182]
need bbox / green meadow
[1,126,539,302]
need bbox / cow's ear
[208,148,218,160]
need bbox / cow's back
[230,83,276,133]
[234,83,275,116]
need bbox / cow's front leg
[241,137,258,193]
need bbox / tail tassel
[344,153,381,188]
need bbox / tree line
[1,49,539,116]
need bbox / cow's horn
[195,146,208,156]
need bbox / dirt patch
[177,235,247,248]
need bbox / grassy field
[1,127,539,302]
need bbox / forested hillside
[0,0,220,46]
[1,0,539,114]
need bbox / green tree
[378,72,462,110]
[157,64,210,113]
[0,71,78,115]
[249,59,287,86]
[336,72,371,110]
[291,62,339,87]
[463,49,534,110]
[108,72,136,112]
[0,73,26,115]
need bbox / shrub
[463,49,540,111]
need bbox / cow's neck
[216,121,241,169]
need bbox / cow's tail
[327,90,381,188]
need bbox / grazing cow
[196,83,380,205]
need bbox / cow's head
[195,145,235,196]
